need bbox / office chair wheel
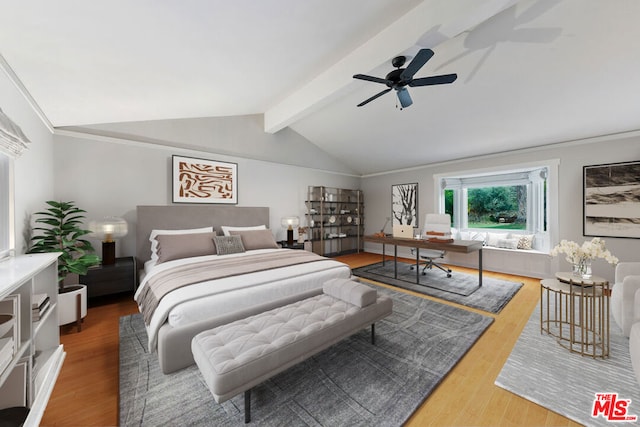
[446,273,452,278]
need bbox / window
[437,163,555,252]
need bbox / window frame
[434,160,559,253]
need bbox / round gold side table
[540,272,609,359]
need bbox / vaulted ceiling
[1,0,639,175]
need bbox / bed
[134,205,352,374]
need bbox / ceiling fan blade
[357,88,392,107]
[353,74,389,85]
[400,49,434,81]
[409,73,458,87]
[396,88,413,108]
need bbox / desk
[363,235,484,286]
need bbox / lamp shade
[89,217,128,242]
[280,216,299,230]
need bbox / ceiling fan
[353,48,457,109]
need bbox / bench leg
[371,323,375,345]
[244,389,251,423]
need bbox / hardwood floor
[41,252,580,426]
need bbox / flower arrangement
[551,237,618,277]
[551,237,618,264]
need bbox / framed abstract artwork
[392,182,418,227]
[583,160,640,238]
[172,155,238,204]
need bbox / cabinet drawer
[82,257,135,298]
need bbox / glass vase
[573,258,592,279]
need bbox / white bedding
[135,248,351,350]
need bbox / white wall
[361,133,640,282]
[0,66,55,254]
[71,114,358,175]
[52,132,360,260]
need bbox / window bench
[444,245,551,279]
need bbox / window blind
[0,108,30,157]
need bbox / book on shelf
[32,300,50,321]
[32,293,49,310]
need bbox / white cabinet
[0,253,65,426]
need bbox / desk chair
[410,213,453,278]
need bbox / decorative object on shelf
[392,183,418,227]
[550,237,618,279]
[583,160,640,239]
[172,155,238,204]
[297,226,307,244]
[281,216,299,246]
[27,200,100,329]
[89,216,128,265]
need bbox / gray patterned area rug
[495,302,640,427]
[120,285,493,426]
[352,261,522,314]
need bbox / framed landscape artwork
[392,183,418,227]
[583,160,640,238]
[172,155,238,204]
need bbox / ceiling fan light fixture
[353,48,456,108]
[396,88,413,109]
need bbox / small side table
[540,272,609,358]
[82,256,137,298]
[279,241,311,251]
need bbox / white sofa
[611,262,640,337]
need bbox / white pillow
[469,231,487,244]
[220,224,266,236]
[486,232,509,247]
[497,238,519,250]
[149,227,214,262]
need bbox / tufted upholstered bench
[191,278,393,423]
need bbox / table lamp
[89,217,128,265]
[281,216,299,246]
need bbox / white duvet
[134,248,351,350]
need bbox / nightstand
[279,241,311,251]
[82,256,136,298]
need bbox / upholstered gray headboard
[136,205,270,266]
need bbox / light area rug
[352,261,522,314]
[120,285,494,426]
[495,301,640,427]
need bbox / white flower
[551,237,618,265]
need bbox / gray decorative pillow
[229,229,278,250]
[156,231,217,264]
[213,235,246,255]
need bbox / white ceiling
[1,0,639,175]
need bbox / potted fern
[28,201,101,327]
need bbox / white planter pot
[58,284,87,326]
